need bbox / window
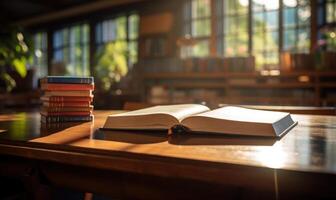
[318,0,336,51]
[252,0,280,69]
[32,32,48,77]
[217,0,249,57]
[95,14,139,69]
[182,0,211,57]
[283,0,311,53]
[53,24,89,76]
[183,0,315,70]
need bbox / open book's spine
[170,124,189,134]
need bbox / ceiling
[0,0,92,23]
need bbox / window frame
[52,23,90,76]
[95,12,139,69]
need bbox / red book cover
[41,111,92,116]
[41,105,93,112]
[43,101,92,107]
[44,90,92,97]
[41,83,94,91]
[41,96,93,102]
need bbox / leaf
[12,58,27,77]
[1,73,16,92]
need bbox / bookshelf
[142,71,336,107]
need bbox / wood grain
[0,110,336,199]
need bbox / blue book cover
[41,76,94,84]
[41,115,93,123]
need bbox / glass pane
[41,33,47,50]
[224,0,236,15]
[184,24,191,36]
[224,36,236,56]
[265,51,279,65]
[224,16,237,34]
[253,0,264,12]
[266,31,279,50]
[70,26,77,44]
[237,15,248,32]
[192,19,211,37]
[128,41,138,68]
[103,20,116,42]
[192,40,209,57]
[298,6,311,25]
[326,28,336,51]
[237,0,249,14]
[284,29,296,51]
[253,30,265,51]
[128,14,139,39]
[83,44,90,76]
[253,12,266,31]
[63,29,69,45]
[253,0,279,11]
[116,16,127,40]
[283,8,296,27]
[252,1,280,69]
[184,0,192,21]
[224,0,248,15]
[54,50,63,62]
[237,37,248,55]
[297,28,310,52]
[82,24,89,43]
[53,31,62,48]
[266,11,279,30]
[298,0,309,6]
[283,0,298,8]
[326,2,336,23]
[33,32,48,77]
[192,0,211,19]
[96,23,102,44]
[63,47,69,64]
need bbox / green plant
[95,41,128,91]
[0,25,31,91]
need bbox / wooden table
[0,110,336,199]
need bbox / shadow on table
[168,132,277,146]
[40,122,86,136]
[94,129,277,146]
[94,129,167,144]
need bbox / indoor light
[260,70,269,76]
[298,75,310,82]
[269,70,280,76]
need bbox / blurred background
[0,0,336,109]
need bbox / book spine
[44,96,93,102]
[41,83,94,91]
[41,115,93,123]
[44,101,91,107]
[41,111,92,116]
[44,90,92,97]
[42,106,93,112]
[46,77,93,84]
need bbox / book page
[112,104,210,121]
[180,106,296,136]
[192,106,289,123]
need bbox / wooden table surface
[0,110,336,199]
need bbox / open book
[102,104,298,137]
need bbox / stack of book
[40,76,94,123]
